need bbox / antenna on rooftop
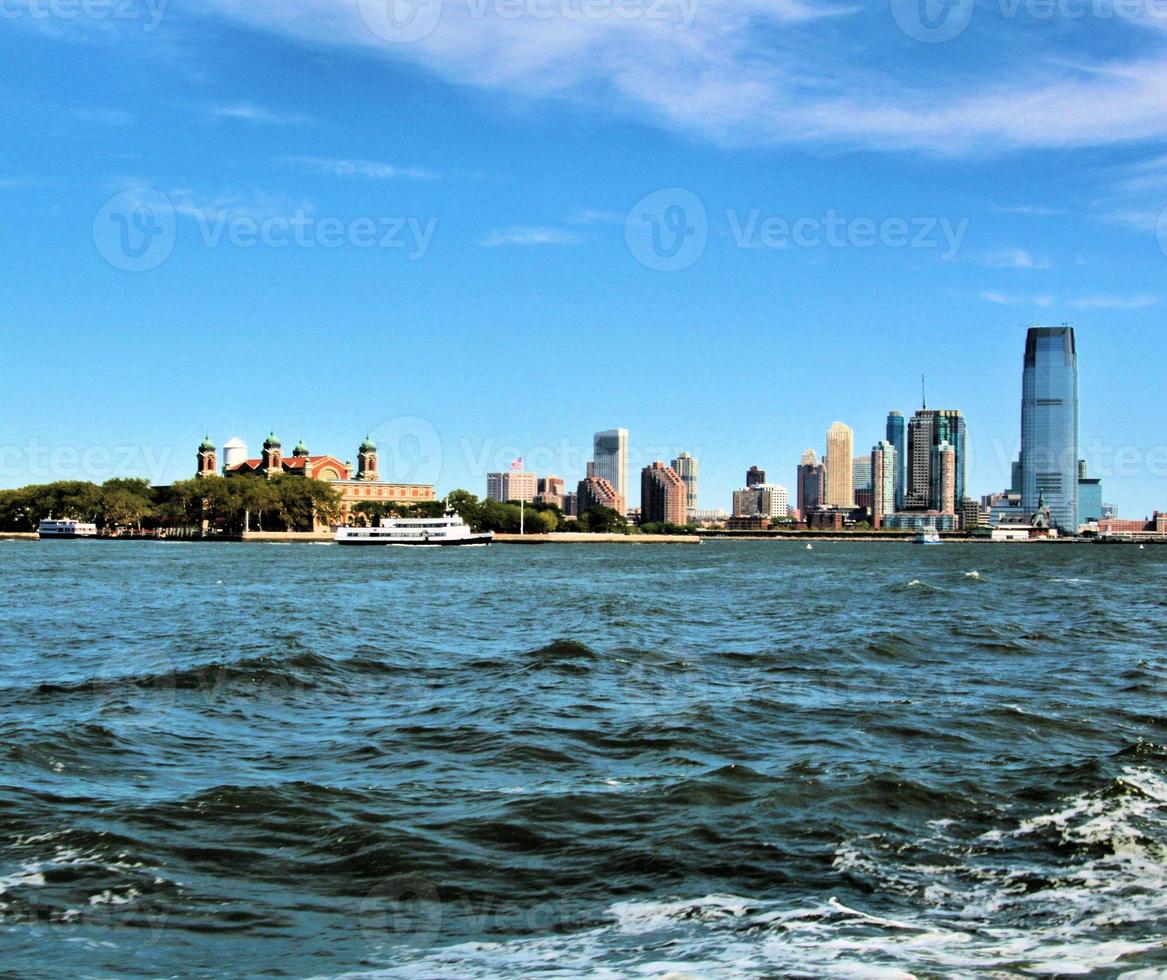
[921,374,927,410]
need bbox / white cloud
[980,291,1158,310]
[479,226,582,247]
[287,156,438,179]
[195,0,1167,155]
[979,248,1051,270]
[208,103,315,126]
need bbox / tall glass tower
[593,429,629,516]
[1021,326,1079,530]
[885,411,906,511]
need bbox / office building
[852,455,873,492]
[671,452,699,511]
[746,465,766,488]
[906,409,966,512]
[486,470,537,503]
[797,449,825,517]
[825,422,854,508]
[871,440,897,529]
[1020,326,1079,530]
[1077,460,1103,524]
[641,462,688,525]
[592,429,629,515]
[886,411,906,511]
[536,476,565,510]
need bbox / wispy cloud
[197,0,1167,156]
[286,156,438,180]
[479,226,582,247]
[208,103,314,126]
[979,248,1051,270]
[990,204,1068,217]
[981,291,1158,310]
[564,208,623,226]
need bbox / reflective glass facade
[1021,327,1079,529]
[886,412,906,511]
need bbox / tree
[100,478,155,530]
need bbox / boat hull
[336,535,494,547]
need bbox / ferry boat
[913,528,943,545]
[38,519,98,539]
[334,508,493,547]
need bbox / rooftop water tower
[223,437,247,471]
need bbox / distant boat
[335,507,493,547]
[38,519,97,540]
[806,544,813,551]
[913,528,943,545]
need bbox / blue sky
[2,0,1166,515]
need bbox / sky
[1,0,1165,516]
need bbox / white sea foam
[349,767,1167,978]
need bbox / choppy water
[1,540,1166,977]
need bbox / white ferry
[38,519,98,539]
[913,528,943,545]
[335,508,493,547]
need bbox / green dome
[199,434,215,452]
[293,439,309,457]
[360,434,377,452]
[263,431,281,450]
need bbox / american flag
[511,457,523,471]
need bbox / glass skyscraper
[592,429,629,516]
[885,411,906,511]
[1021,327,1079,530]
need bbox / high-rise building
[536,476,565,509]
[852,456,873,491]
[487,471,537,503]
[825,422,854,508]
[641,462,688,525]
[1021,326,1079,530]
[577,475,624,515]
[671,452,699,511]
[732,488,761,518]
[938,440,957,515]
[886,411,906,511]
[593,429,629,516]
[1077,460,1103,523]
[907,409,966,511]
[871,441,897,528]
[797,449,825,517]
[746,466,766,488]
[759,485,790,520]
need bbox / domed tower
[357,434,379,481]
[262,432,282,477]
[292,438,309,459]
[196,435,217,479]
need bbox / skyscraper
[825,422,854,508]
[852,456,873,492]
[671,452,699,512]
[487,470,537,503]
[1021,326,1079,530]
[906,409,966,511]
[592,429,629,516]
[938,440,956,515]
[797,449,825,516]
[746,466,766,488]
[886,411,906,511]
[871,440,897,528]
[641,462,688,525]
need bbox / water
[1,540,1166,977]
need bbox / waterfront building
[906,409,966,511]
[486,470,537,503]
[592,429,629,515]
[202,433,437,528]
[1021,326,1079,530]
[825,422,854,508]
[1077,461,1103,524]
[852,456,873,492]
[961,497,988,531]
[535,476,565,510]
[871,440,897,529]
[886,411,906,511]
[1102,503,1118,520]
[671,452,699,511]
[688,508,729,525]
[938,440,956,515]
[797,449,825,516]
[641,462,688,525]
[746,465,766,488]
[759,485,790,520]
[733,487,761,518]
[726,516,771,531]
[881,512,960,532]
[577,475,624,515]
[563,492,578,517]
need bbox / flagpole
[520,498,525,536]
